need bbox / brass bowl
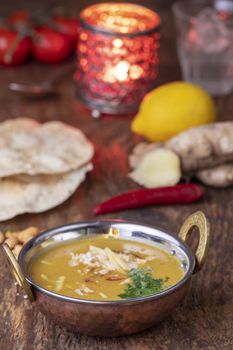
[2,211,209,337]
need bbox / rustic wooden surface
[0,1,233,349]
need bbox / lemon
[131,81,216,141]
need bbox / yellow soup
[28,236,184,301]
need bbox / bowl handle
[1,243,34,302]
[178,211,210,273]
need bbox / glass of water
[172,0,233,95]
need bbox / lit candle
[75,3,161,115]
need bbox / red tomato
[0,28,31,66]
[31,27,72,63]
[8,10,30,26]
[52,16,79,49]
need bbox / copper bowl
[2,211,209,337]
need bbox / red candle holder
[75,3,161,115]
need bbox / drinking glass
[172,0,233,95]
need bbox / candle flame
[129,65,143,80]
[103,61,130,83]
[114,61,129,81]
[113,38,123,48]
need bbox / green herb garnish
[118,268,169,299]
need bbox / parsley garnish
[118,268,169,299]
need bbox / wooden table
[0,1,232,349]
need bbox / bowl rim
[18,219,196,305]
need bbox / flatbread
[0,118,94,177]
[0,163,92,221]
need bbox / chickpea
[4,236,18,249]
[18,227,39,243]
[0,232,4,244]
[12,244,23,258]
[23,236,33,244]
[5,231,18,239]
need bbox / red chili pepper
[93,183,204,215]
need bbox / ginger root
[196,164,233,188]
[129,142,162,169]
[130,122,233,173]
[129,148,181,188]
[129,122,233,188]
[166,122,233,172]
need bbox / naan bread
[0,163,92,221]
[0,118,94,177]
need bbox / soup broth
[28,236,184,301]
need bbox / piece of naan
[0,118,94,177]
[0,163,92,221]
